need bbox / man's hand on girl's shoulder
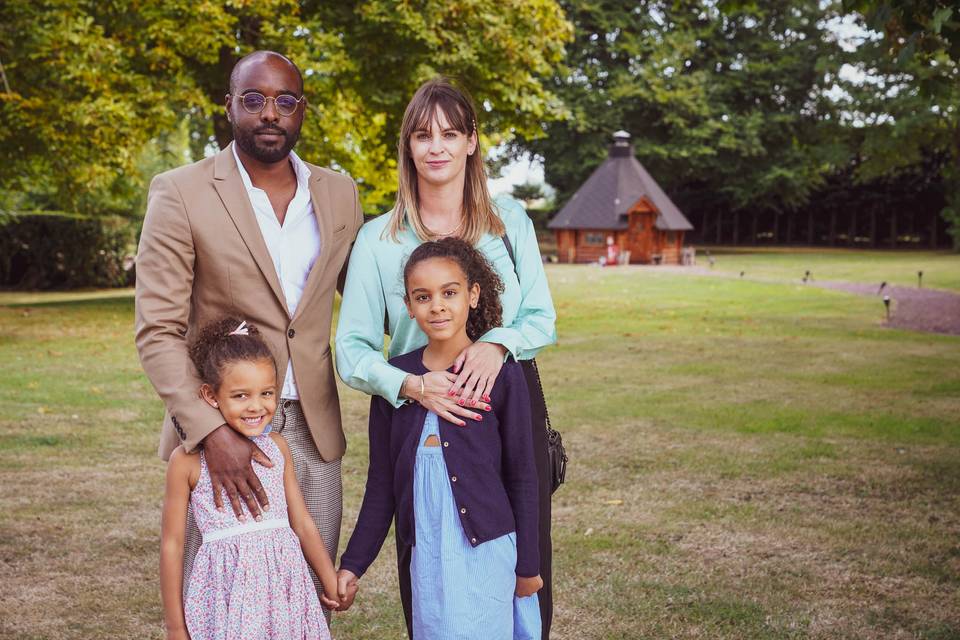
[515,574,543,598]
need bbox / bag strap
[500,235,555,433]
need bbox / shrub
[0,210,138,290]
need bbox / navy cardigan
[339,347,540,578]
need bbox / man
[135,50,362,605]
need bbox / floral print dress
[184,433,330,640]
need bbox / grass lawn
[701,246,960,292]
[1,250,958,639]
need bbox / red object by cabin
[549,131,694,264]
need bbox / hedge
[0,210,138,290]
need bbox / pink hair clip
[228,321,249,336]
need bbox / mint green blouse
[335,196,557,408]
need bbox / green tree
[511,181,546,205]
[842,0,960,62]
[0,1,571,214]
[519,0,851,232]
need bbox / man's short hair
[229,51,304,95]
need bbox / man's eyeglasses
[230,92,305,117]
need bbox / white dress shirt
[232,142,320,400]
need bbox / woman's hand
[515,574,544,598]
[451,342,507,408]
[336,569,360,611]
[402,370,489,427]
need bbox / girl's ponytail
[188,316,276,389]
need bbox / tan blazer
[135,145,363,461]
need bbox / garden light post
[883,295,891,321]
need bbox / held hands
[336,569,360,611]
[319,571,342,611]
[202,424,273,521]
[515,574,544,598]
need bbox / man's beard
[233,122,300,163]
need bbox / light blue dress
[411,412,541,640]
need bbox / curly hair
[188,316,276,390]
[402,237,504,341]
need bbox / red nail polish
[458,399,464,406]
[484,406,491,412]
[483,394,490,402]
[474,415,482,421]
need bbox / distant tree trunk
[807,210,815,244]
[700,210,709,244]
[786,211,794,244]
[890,210,897,248]
[931,210,939,248]
[848,209,856,246]
[751,211,758,245]
[870,208,878,247]
[716,210,723,244]
[773,211,780,244]
[733,211,740,245]
[829,210,837,246]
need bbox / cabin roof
[548,134,693,232]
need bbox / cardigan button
[470,537,477,544]
[287,328,296,339]
[451,475,457,482]
[443,441,449,447]
[460,507,467,515]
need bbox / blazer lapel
[291,167,333,322]
[212,147,289,315]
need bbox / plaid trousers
[182,400,343,618]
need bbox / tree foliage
[0,1,571,214]
[520,0,850,217]
[511,181,546,205]
[520,0,958,249]
[842,0,960,62]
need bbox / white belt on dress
[202,517,291,544]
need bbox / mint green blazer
[335,195,557,407]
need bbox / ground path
[638,264,960,336]
[818,281,960,336]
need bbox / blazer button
[451,475,457,482]
[460,507,467,515]
[443,441,449,447]
[287,328,296,339]
[470,537,478,544]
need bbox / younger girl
[160,316,340,640]
[337,238,542,639]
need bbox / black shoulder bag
[501,234,567,494]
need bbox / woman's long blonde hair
[385,78,504,245]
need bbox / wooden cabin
[548,131,694,264]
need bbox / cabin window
[584,232,605,245]
[667,231,676,243]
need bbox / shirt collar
[230,141,311,194]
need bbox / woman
[335,78,557,638]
